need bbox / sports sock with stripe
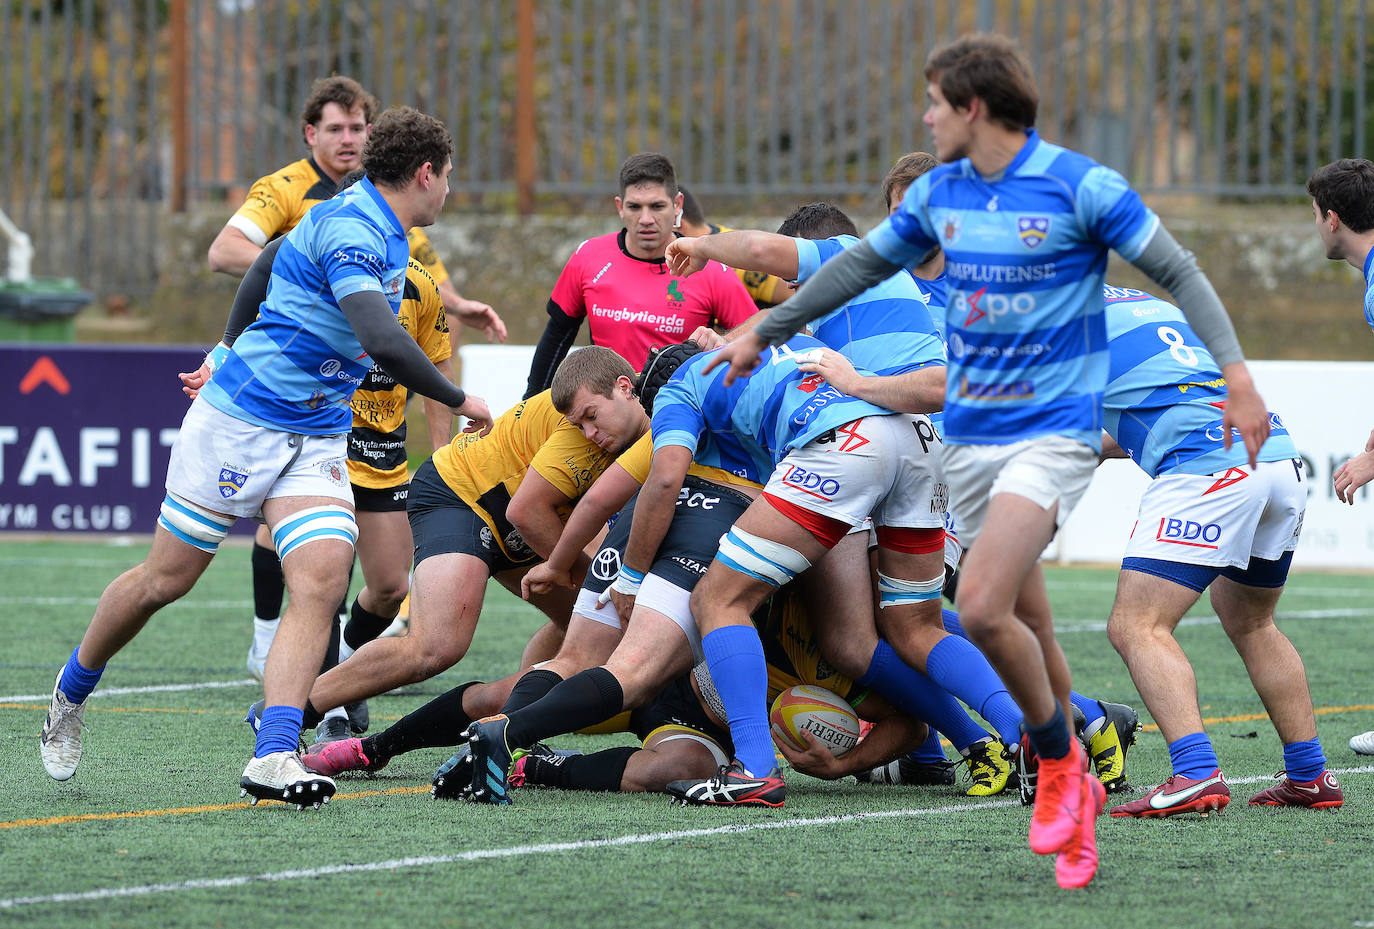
[528,746,637,792]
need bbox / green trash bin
[0,278,92,342]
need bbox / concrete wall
[79,199,1373,366]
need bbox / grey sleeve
[222,238,284,346]
[1128,226,1245,367]
[338,291,467,409]
[752,237,903,345]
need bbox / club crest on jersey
[941,212,962,245]
[1018,216,1050,249]
[218,465,249,498]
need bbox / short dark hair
[679,186,706,226]
[925,34,1038,132]
[550,345,636,414]
[618,152,677,197]
[300,75,378,142]
[776,202,858,240]
[882,152,939,209]
[363,107,452,189]
[1307,159,1374,233]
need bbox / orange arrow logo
[19,357,71,395]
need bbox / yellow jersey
[226,156,451,284]
[613,433,761,492]
[430,392,615,561]
[347,260,453,489]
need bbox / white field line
[0,679,256,703]
[4,765,1372,911]
[1055,607,1374,634]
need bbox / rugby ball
[769,684,860,757]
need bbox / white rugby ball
[769,684,860,757]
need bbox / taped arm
[1128,226,1245,367]
[524,301,583,399]
[752,237,903,345]
[338,290,467,409]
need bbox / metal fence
[2,0,1371,298]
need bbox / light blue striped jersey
[202,177,410,435]
[651,334,892,481]
[909,270,949,343]
[1103,286,1297,477]
[868,129,1160,450]
[794,234,945,377]
[1363,247,1374,334]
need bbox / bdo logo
[1155,517,1222,549]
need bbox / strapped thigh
[272,504,358,559]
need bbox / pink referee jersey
[550,230,757,370]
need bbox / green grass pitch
[0,538,1369,929]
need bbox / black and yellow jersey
[225,156,451,284]
[755,588,864,707]
[430,392,615,561]
[613,433,761,492]
[347,259,453,489]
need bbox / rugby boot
[1109,769,1230,817]
[1055,775,1107,889]
[1248,770,1343,809]
[240,751,335,810]
[1028,742,1089,855]
[40,672,87,782]
[666,760,786,807]
[302,737,386,777]
[961,737,1015,797]
[1086,701,1139,792]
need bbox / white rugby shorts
[763,413,947,531]
[944,434,1097,550]
[164,398,352,518]
[1123,459,1305,568]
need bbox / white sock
[252,617,278,654]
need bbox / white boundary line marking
[4,765,1371,911]
[1056,607,1374,634]
[0,800,1019,910]
[0,679,256,703]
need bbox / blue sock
[924,635,1023,747]
[1282,737,1326,783]
[857,640,989,753]
[255,705,305,758]
[701,626,775,778]
[1071,692,1106,733]
[1026,702,1072,760]
[1167,731,1219,779]
[57,647,104,704]
[907,727,948,765]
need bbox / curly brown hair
[299,75,378,143]
[362,107,453,189]
[882,152,938,209]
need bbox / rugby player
[1098,287,1341,815]
[40,108,490,807]
[698,35,1271,887]
[1307,158,1374,755]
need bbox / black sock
[335,560,355,619]
[318,615,341,674]
[303,700,324,730]
[506,667,624,748]
[531,746,636,792]
[344,598,394,652]
[368,681,479,763]
[251,542,285,619]
[500,668,564,715]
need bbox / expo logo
[954,288,1037,327]
[1155,517,1222,549]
